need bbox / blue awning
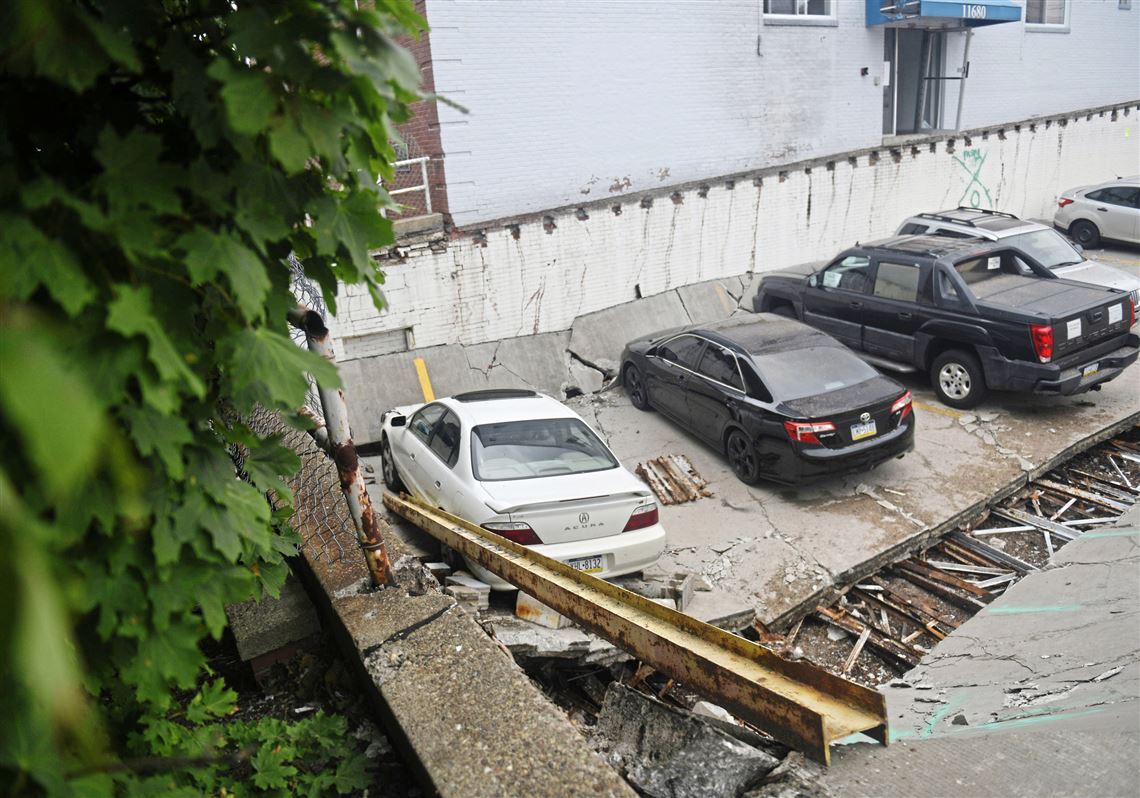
[867,0,1022,27]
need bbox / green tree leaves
[1,0,423,793]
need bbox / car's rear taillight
[482,521,542,545]
[1057,198,1074,208]
[1030,323,1054,363]
[622,503,659,532]
[890,391,913,422]
[783,420,836,445]
[1130,296,1137,328]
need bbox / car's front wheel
[624,363,652,411]
[380,434,406,492]
[1070,219,1101,249]
[931,349,988,409]
[725,429,762,485]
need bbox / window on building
[1026,0,1070,28]
[763,1,834,20]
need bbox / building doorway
[883,28,971,137]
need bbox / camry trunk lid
[479,469,653,544]
[780,376,901,422]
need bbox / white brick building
[417,0,1138,227]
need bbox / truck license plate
[851,420,877,441]
[567,555,603,573]
[1082,362,1100,379]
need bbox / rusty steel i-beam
[288,306,395,587]
[383,492,889,764]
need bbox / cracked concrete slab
[341,331,570,442]
[821,510,1140,797]
[566,359,1139,628]
[567,291,691,374]
[676,276,748,324]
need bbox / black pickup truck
[753,235,1139,408]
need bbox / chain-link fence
[248,405,360,568]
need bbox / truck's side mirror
[390,414,407,427]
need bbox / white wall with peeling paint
[422,0,1138,228]
[336,108,1137,358]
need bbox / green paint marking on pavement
[988,604,1084,615]
[920,700,961,739]
[1080,528,1140,539]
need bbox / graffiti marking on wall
[954,148,993,209]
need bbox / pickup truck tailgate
[1055,293,1133,359]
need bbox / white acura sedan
[379,389,666,589]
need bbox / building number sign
[962,3,988,18]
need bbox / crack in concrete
[566,349,614,382]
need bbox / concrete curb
[284,429,635,798]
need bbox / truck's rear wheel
[931,349,987,409]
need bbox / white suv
[896,207,1140,313]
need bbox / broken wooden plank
[635,454,712,505]
[991,506,1078,542]
[892,563,989,611]
[948,530,1038,575]
[1034,478,1131,513]
[923,560,1008,576]
[842,627,872,674]
[816,606,920,670]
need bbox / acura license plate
[850,420,877,441]
[567,555,603,573]
[1083,362,1100,379]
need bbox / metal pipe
[955,28,972,131]
[288,305,396,587]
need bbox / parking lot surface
[569,246,1140,626]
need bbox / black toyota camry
[620,315,915,484]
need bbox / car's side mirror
[1073,243,1084,255]
[390,414,406,427]
[808,273,819,288]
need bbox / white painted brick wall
[423,0,1139,227]
[334,108,1140,357]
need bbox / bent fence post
[288,305,396,587]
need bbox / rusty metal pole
[288,306,396,587]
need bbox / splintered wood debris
[635,455,713,505]
[785,428,1140,688]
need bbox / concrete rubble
[225,574,321,678]
[592,683,781,798]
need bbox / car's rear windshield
[471,418,618,481]
[753,347,878,402]
[1003,229,1083,270]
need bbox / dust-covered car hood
[1055,259,1140,295]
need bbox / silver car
[1054,177,1140,249]
[896,207,1140,315]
